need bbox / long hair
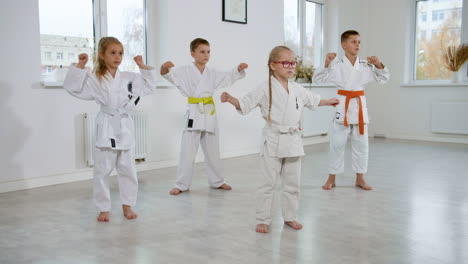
[93,37,123,80]
[267,46,293,122]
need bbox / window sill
[41,81,63,88]
[41,80,176,89]
[401,82,468,87]
[301,83,336,88]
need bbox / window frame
[39,0,148,85]
[285,0,325,67]
[96,0,149,71]
[407,0,468,85]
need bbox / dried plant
[442,43,468,72]
[294,57,314,83]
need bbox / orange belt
[337,89,365,135]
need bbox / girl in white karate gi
[160,38,248,195]
[313,30,390,191]
[221,46,339,233]
[63,37,157,221]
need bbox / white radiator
[431,102,468,135]
[84,112,148,166]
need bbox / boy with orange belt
[313,30,390,190]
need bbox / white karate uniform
[238,76,321,225]
[163,63,245,191]
[313,56,390,174]
[63,64,157,211]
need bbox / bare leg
[322,174,336,190]
[97,212,110,222]
[284,221,303,230]
[355,173,372,190]
[256,224,269,233]
[169,188,183,195]
[122,205,138,219]
[218,183,232,190]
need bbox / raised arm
[313,53,337,84]
[366,56,390,84]
[63,53,97,100]
[160,62,191,97]
[132,55,158,96]
[213,63,248,90]
[221,83,264,115]
[298,85,339,110]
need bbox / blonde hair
[93,37,123,80]
[267,46,293,122]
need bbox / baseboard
[0,169,94,194]
[303,134,330,145]
[0,148,260,194]
[386,132,468,144]
[0,137,331,194]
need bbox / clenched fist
[77,53,88,69]
[220,92,232,103]
[367,56,384,69]
[325,53,337,68]
[237,63,248,72]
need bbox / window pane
[107,0,146,72]
[284,0,300,55]
[303,1,323,67]
[38,0,94,74]
[415,0,463,80]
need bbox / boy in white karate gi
[63,37,158,221]
[221,46,338,233]
[160,38,248,195]
[313,30,390,191]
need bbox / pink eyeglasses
[272,61,297,68]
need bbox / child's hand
[238,63,248,72]
[220,92,232,103]
[134,55,144,66]
[77,53,88,69]
[162,61,175,70]
[367,56,384,69]
[134,55,151,70]
[328,98,339,107]
[325,53,337,67]
[160,61,174,75]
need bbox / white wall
[361,0,468,143]
[0,0,286,193]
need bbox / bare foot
[97,212,110,222]
[256,224,269,233]
[322,182,336,190]
[218,183,232,190]
[122,205,138,220]
[285,221,303,230]
[169,188,182,195]
[355,181,372,190]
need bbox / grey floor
[1,139,468,264]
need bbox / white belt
[265,125,302,134]
[100,106,129,136]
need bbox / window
[44,52,52,61]
[432,10,446,21]
[106,0,147,72]
[39,0,94,73]
[413,0,464,81]
[421,30,427,40]
[284,0,324,67]
[38,0,147,77]
[422,11,428,22]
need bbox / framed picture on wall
[222,0,247,24]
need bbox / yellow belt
[187,96,216,115]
